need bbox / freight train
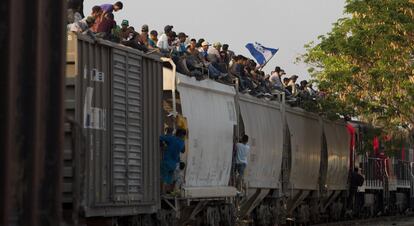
[63,33,414,226]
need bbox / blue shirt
[160,135,185,169]
[200,50,208,58]
[177,43,186,53]
[100,4,113,13]
[148,38,157,48]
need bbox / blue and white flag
[245,42,278,65]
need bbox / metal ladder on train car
[409,162,414,208]
[383,158,391,213]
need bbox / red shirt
[96,17,115,33]
[90,16,102,33]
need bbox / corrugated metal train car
[64,33,162,225]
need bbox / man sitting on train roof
[222,44,235,65]
[198,41,229,80]
[174,32,189,55]
[160,129,186,193]
[207,42,222,63]
[149,30,159,48]
[157,25,175,51]
[208,42,230,74]
[229,55,255,92]
[269,66,287,92]
[184,39,206,79]
[121,30,149,52]
[118,19,130,41]
[67,16,95,35]
[139,24,157,51]
[286,75,299,96]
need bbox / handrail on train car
[161,57,177,128]
[384,158,389,178]
[410,162,414,178]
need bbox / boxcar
[64,33,162,224]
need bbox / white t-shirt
[157,33,170,50]
[67,20,88,33]
[288,80,298,95]
[269,72,283,88]
[208,47,220,58]
[236,143,250,165]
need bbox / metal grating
[63,78,76,203]
[112,49,143,202]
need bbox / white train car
[281,107,323,224]
[237,94,285,223]
[237,98,350,224]
[162,66,237,225]
[237,94,350,222]
[320,120,350,220]
[161,65,359,225]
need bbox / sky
[85,0,346,80]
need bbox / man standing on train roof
[100,1,123,16]
[160,128,186,193]
[235,135,250,190]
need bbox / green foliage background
[302,0,414,136]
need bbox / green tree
[302,0,414,134]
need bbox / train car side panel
[286,109,321,190]
[177,74,237,194]
[239,94,283,188]
[65,34,161,218]
[323,121,350,190]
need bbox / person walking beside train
[235,135,250,191]
[160,129,186,193]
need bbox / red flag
[373,136,379,154]
[346,124,356,169]
[346,124,355,148]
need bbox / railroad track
[312,214,414,226]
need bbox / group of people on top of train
[66,1,321,106]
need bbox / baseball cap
[212,42,222,48]
[85,16,95,25]
[178,32,188,38]
[164,25,174,33]
[201,41,210,46]
[141,24,149,32]
[121,19,129,26]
